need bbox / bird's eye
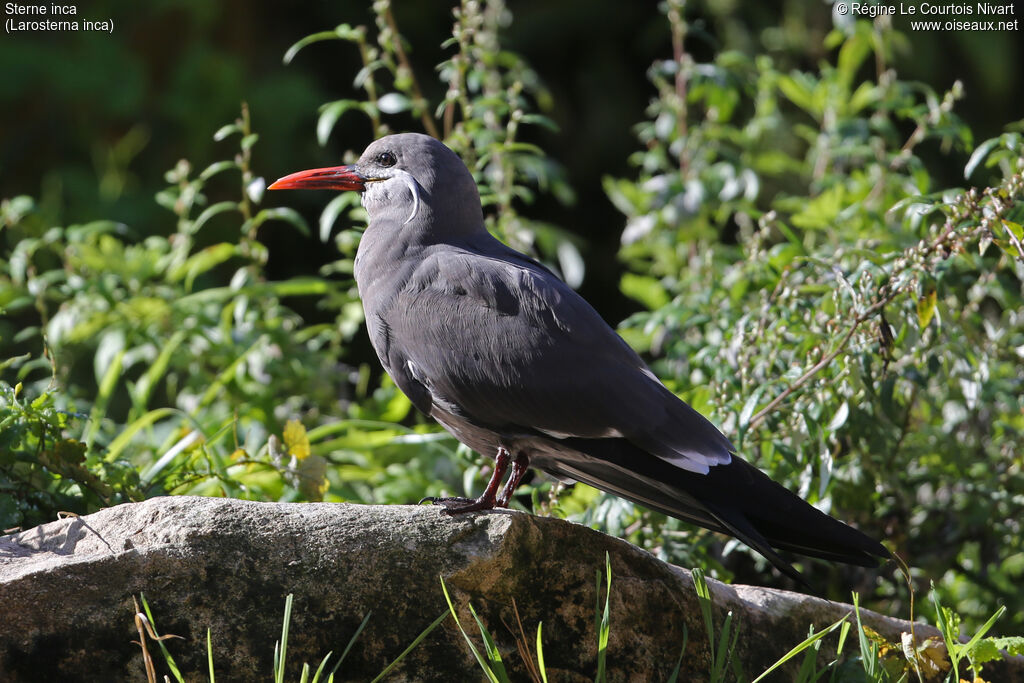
[376,151,397,167]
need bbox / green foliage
[0,358,141,529]
[930,585,1024,682]
[601,1,1024,633]
[140,590,433,683]
[0,99,468,526]
[692,568,742,682]
[283,0,581,284]
[2,0,1024,675]
[124,563,1024,681]
[441,576,512,683]
[594,552,612,682]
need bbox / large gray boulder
[0,497,1015,681]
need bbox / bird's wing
[381,239,734,475]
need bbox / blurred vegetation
[2,0,1023,671]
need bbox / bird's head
[269,133,482,234]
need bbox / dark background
[2,0,1022,344]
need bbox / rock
[0,497,1018,681]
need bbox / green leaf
[319,193,362,243]
[105,407,182,462]
[130,329,188,411]
[377,92,411,114]
[192,201,239,232]
[826,401,849,432]
[283,29,352,65]
[170,243,239,289]
[139,593,185,683]
[620,273,669,310]
[738,386,766,430]
[317,100,363,146]
[66,220,129,242]
[964,136,1001,179]
[213,123,241,141]
[85,347,125,447]
[199,160,240,181]
[778,73,818,116]
[989,636,1024,657]
[249,207,311,236]
[836,26,872,93]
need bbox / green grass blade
[711,611,734,680]
[207,628,215,683]
[275,593,294,683]
[536,622,548,683]
[369,610,450,683]
[328,612,370,678]
[85,348,125,448]
[836,619,851,656]
[960,605,1006,653]
[130,328,187,414]
[139,592,184,683]
[310,651,333,683]
[595,551,612,683]
[692,568,716,656]
[751,616,847,683]
[468,602,510,679]
[852,593,882,680]
[440,576,503,683]
[666,623,689,683]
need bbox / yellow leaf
[907,635,949,676]
[283,419,311,460]
[916,288,937,330]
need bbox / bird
[269,133,888,581]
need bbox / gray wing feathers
[386,244,733,474]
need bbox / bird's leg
[495,452,530,508]
[424,447,512,514]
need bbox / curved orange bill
[268,165,366,191]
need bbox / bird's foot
[418,447,527,515]
[420,495,498,514]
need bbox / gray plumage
[271,133,888,581]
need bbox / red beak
[268,165,366,191]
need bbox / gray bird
[270,133,888,581]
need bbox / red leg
[425,447,512,514]
[496,452,530,507]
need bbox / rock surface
[0,497,1017,681]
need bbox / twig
[384,6,441,139]
[667,0,689,176]
[749,300,882,429]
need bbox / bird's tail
[535,438,889,582]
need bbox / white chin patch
[362,170,422,225]
[393,169,421,224]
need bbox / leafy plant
[139,591,443,683]
[0,357,142,529]
[600,0,1024,631]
